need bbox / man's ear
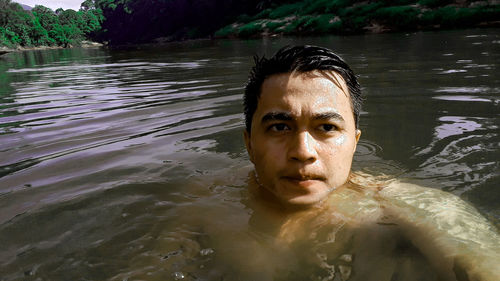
[353,129,361,153]
[243,130,254,163]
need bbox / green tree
[79,10,101,34]
[2,2,34,46]
[32,5,58,30]
[80,0,96,11]
[58,9,82,26]
[29,16,51,45]
[0,0,104,48]
[49,23,81,47]
[31,5,58,45]
[79,0,104,38]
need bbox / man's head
[243,45,362,206]
[244,45,362,132]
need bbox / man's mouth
[281,174,326,182]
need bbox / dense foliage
[94,0,498,44]
[92,0,262,44]
[0,0,103,48]
[1,0,498,47]
[215,0,500,38]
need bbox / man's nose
[289,131,317,163]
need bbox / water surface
[0,28,499,280]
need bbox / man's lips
[281,174,326,182]
[280,175,325,189]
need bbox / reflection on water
[0,29,499,280]
[434,116,483,139]
[433,95,496,103]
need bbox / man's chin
[252,177,331,208]
[280,193,328,208]
[275,182,331,206]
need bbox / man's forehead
[262,70,349,98]
[259,71,351,109]
[255,74,354,123]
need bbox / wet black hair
[244,45,362,132]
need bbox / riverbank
[214,1,500,39]
[0,41,104,56]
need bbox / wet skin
[244,71,361,206]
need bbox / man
[242,45,500,280]
[244,45,362,207]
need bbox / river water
[0,29,499,280]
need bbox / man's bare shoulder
[380,179,497,234]
[364,175,500,281]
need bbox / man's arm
[380,181,500,281]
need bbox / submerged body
[144,170,499,281]
[263,172,500,281]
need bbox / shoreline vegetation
[0,0,499,53]
[214,0,500,39]
[0,0,102,53]
[0,41,102,54]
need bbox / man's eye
[319,124,337,132]
[269,123,290,132]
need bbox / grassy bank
[215,0,500,38]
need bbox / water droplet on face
[173,271,185,280]
[200,248,214,256]
[335,134,346,146]
[339,254,352,263]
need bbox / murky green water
[0,29,498,280]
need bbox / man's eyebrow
[313,112,345,122]
[261,112,294,123]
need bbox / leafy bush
[252,8,272,20]
[378,0,415,5]
[214,24,237,37]
[476,5,500,22]
[420,6,499,28]
[0,27,14,48]
[418,0,453,8]
[266,21,284,31]
[300,0,352,15]
[341,15,368,31]
[300,0,329,14]
[281,15,313,34]
[238,21,263,37]
[373,5,420,28]
[303,14,342,33]
[425,6,465,26]
[339,2,384,17]
[237,14,253,23]
[268,3,303,19]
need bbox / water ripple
[0,53,243,190]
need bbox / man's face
[244,71,360,206]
